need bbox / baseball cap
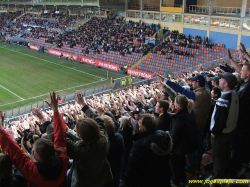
[162,90,169,96]
[205,73,214,77]
[189,74,205,86]
[210,76,219,84]
[218,73,237,89]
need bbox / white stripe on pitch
[0,84,24,100]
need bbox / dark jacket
[66,105,112,187]
[157,112,172,131]
[107,133,124,186]
[170,109,197,155]
[166,79,211,131]
[125,130,172,187]
[235,80,250,131]
[0,169,27,187]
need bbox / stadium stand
[1,8,250,186]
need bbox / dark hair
[140,113,157,131]
[198,81,205,87]
[0,154,12,181]
[157,100,169,113]
[34,138,62,167]
[102,115,115,136]
[76,118,106,148]
[212,87,221,98]
[175,95,194,114]
[110,109,116,116]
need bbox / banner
[48,49,119,71]
[79,56,95,65]
[127,68,155,79]
[48,49,78,60]
[96,61,119,72]
[29,45,39,51]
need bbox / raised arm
[166,80,195,101]
[227,49,242,73]
[45,92,67,150]
[240,43,250,62]
[0,111,38,181]
[75,91,106,132]
[157,73,195,101]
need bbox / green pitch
[0,43,124,111]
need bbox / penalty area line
[0,84,24,100]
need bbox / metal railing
[189,5,250,16]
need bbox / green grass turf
[0,43,125,111]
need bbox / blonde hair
[243,62,250,71]
[102,115,115,136]
[175,95,194,114]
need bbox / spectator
[0,92,69,187]
[0,153,27,187]
[228,45,250,178]
[102,115,124,187]
[159,72,211,172]
[66,91,112,187]
[204,87,221,152]
[210,76,219,87]
[118,116,133,182]
[210,73,239,183]
[125,113,172,187]
[205,73,214,90]
[154,100,172,131]
[170,95,197,186]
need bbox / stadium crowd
[0,12,21,31]
[152,30,214,58]
[1,14,157,58]
[0,42,250,187]
[0,13,83,42]
[56,17,157,55]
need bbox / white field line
[1,45,123,77]
[0,79,106,107]
[0,45,108,107]
[0,46,104,79]
[0,85,24,100]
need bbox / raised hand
[227,49,233,61]
[215,59,220,67]
[75,91,86,107]
[157,73,165,83]
[32,108,47,124]
[197,64,203,72]
[240,43,247,54]
[0,111,5,131]
[45,92,59,112]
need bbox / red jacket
[0,112,69,187]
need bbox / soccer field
[0,43,124,111]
